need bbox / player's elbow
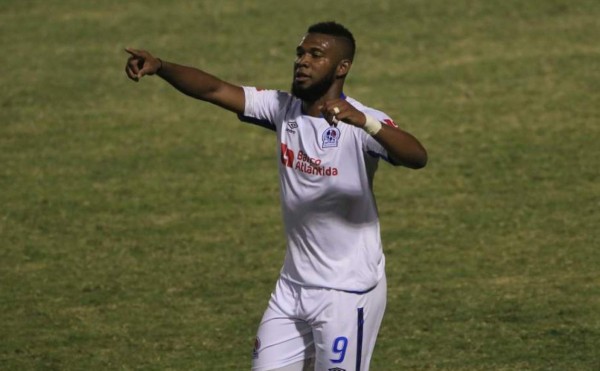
[411,150,428,169]
[393,149,428,169]
[404,158,427,169]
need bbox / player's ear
[336,59,352,78]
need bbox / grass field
[1,0,599,369]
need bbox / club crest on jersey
[322,127,340,148]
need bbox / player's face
[291,33,342,101]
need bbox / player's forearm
[157,60,220,99]
[373,125,428,169]
[157,61,245,112]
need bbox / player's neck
[301,87,345,117]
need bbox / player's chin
[291,79,329,101]
[291,82,309,98]
[292,79,309,90]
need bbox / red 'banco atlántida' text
[281,144,339,177]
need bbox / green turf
[1,0,599,369]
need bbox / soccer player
[125,21,427,371]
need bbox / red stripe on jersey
[383,119,398,128]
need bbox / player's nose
[295,53,310,67]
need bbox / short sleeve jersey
[239,87,398,292]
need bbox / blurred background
[1,0,598,369]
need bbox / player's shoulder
[247,86,293,100]
[346,96,386,117]
[346,96,398,128]
[244,86,299,115]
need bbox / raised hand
[124,48,162,81]
[319,98,366,128]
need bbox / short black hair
[307,21,356,60]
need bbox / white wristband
[363,114,383,136]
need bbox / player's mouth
[294,71,310,82]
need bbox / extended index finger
[124,47,142,57]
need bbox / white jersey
[239,87,398,292]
